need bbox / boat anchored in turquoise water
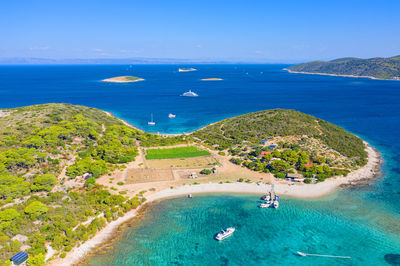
[215,227,235,241]
[259,191,279,208]
[272,195,280,209]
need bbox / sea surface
[0,64,399,265]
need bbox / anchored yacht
[148,113,155,126]
[181,90,199,97]
[168,113,176,118]
[178,67,197,72]
[215,227,235,241]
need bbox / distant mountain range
[0,57,233,65]
[286,55,400,80]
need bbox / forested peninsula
[0,104,374,265]
[286,55,400,80]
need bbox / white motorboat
[215,227,235,241]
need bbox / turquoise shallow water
[87,194,400,266]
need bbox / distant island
[178,67,197,72]
[102,76,144,83]
[201,78,223,81]
[285,55,400,80]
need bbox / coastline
[201,78,223,81]
[48,141,380,266]
[284,68,399,81]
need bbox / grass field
[145,146,210,159]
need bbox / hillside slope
[192,109,367,165]
[286,55,400,80]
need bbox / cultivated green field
[145,146,210,159]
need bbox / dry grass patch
[145,156,218,169]
[125,169,174,184]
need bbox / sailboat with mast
[148,113,156,126]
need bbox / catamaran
[148,113,155,126]
[181,90,199,97]
[215,227,235,241]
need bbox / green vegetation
[0,103,372,263]
[200,169,212,175]
[145,146,210,160]
[125,76,142,81]
[0,103,153,263]
[139,134,191,147]
[0,188,145,264]
[287,55,400,80]
[192,109,367,165]
[193,109,365,182]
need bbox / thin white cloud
[93,48,103,52]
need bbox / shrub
[274,173,286,179]
[200,169,212,175]
[31,174,57,192]
[117,182,124,186]
[84,177,96,188]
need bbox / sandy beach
[48,141,380,266]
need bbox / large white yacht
[178,67,197,72]
[181,90,199,97]
[215,227,235,241]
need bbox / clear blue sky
[1,0,399,62]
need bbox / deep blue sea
[0,64,399,265]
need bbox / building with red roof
[260,151,272,157]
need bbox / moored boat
[181,90,199,97]
[215,227,235,241]
[168,113,176,118]
[148,113,156,125]
[259,202,270,208]
[179,67,197,72]
[272,195,280,208]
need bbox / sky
[0,0,399,63]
